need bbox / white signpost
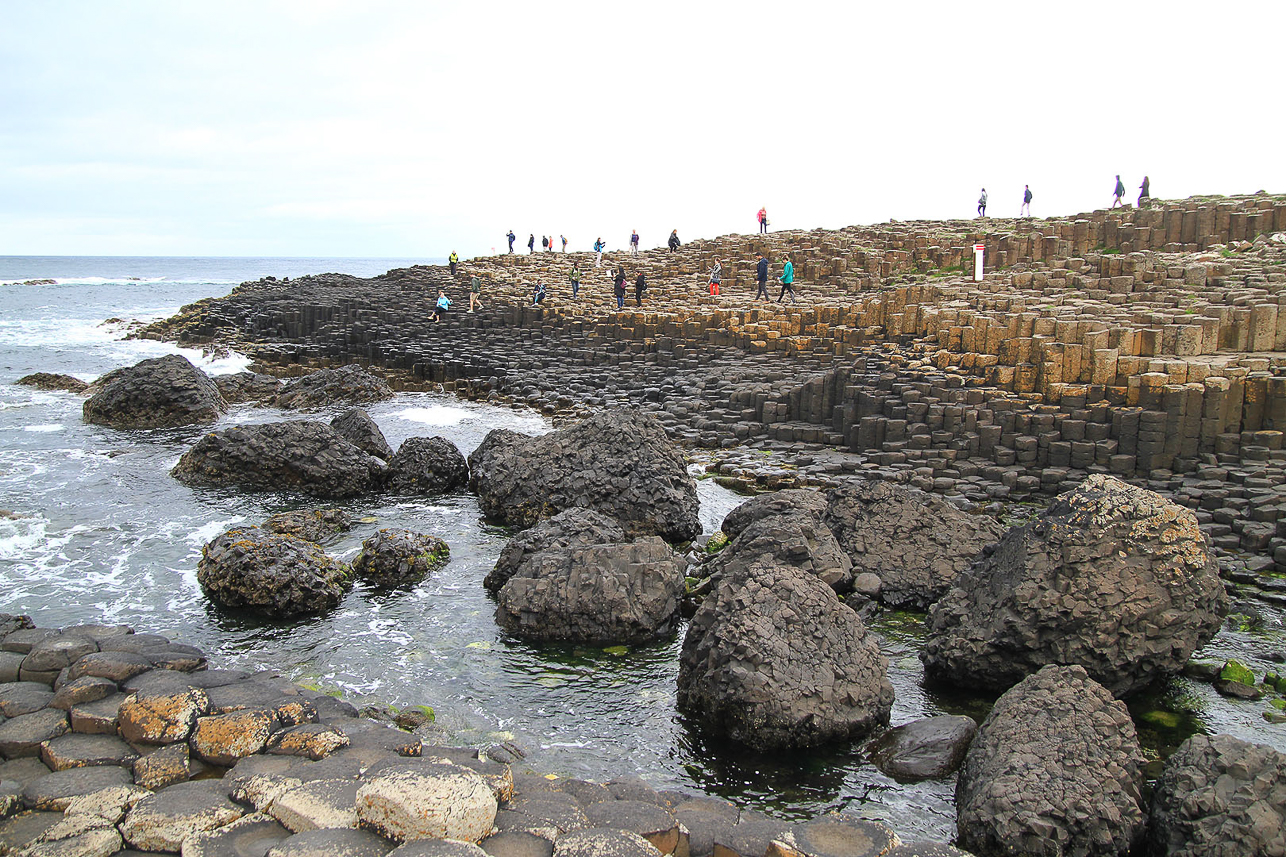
[973,243,985,282]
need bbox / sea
[2,256,1282,842]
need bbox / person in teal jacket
[433,289,451,322]
[777,255,795,303]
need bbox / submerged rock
[866,715,977,782]
[172,420,386,499]
[955,664,1145,857]
[83,354,227,429]
[923,474,1226,697]
[16,373,88,394]
[351,529,449,588]
[1148,733,1286,857]
[272,365,394,410]
[677,560,893,750]
[385,436,469,495]
[468,410,699,543]
[197,526,351,618]
[823,480,1004,610]
[495,537,685,645]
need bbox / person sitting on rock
[635,271,646,306]
[532,281,546,305]
[668,230,681,252]
[433,289,451,322]
[613,268,627,309]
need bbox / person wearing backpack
[1021,185,1033,217]
[532,281,546,305]
[977,189,988,218]
[561,235,567,252]
[569,262,581,299]
[593,237,605,268]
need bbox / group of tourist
[977,176,1153,218]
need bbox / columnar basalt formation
[139,193,1286,591]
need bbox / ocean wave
[0,276,170,288]
[390,405,473,427]
[22,424,64,433]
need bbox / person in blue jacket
[755,253,770,300]
[433,289,450,322]
[507,230,515,253]
[777,255,795,303]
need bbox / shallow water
[1,265,1284,843]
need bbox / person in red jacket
[757,207,768,234]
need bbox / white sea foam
[23,424,63,433]
[0,516,48,559]
[187,517,245,546]
[391,405,473,427]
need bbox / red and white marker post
[973,243,985,282]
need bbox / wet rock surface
[82,354,227,429]
[823,481,1004,609]
[385,436,469,495]
[263,508,355,544]
[495,537,686,645]
[332,407,396,459]
[15,372,89,393]
[214,370,284,405]
[706,509,853,592]
[923,474,1227,697]
[197,526,351,618]
[273,364,395,410]
[171,419,387,499]
[865,715,978,783]
[469,410,699,543]
[677,561,893,750]
[486,508,627,596]
[1148,733,1286,857]
[956,664,1145,857]
[351,529,450,588]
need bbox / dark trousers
[449,262,457,275]
[778,283,795,303]
[756,280,769,300]
[759,220,767,233]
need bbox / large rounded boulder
[468,410,699,543]
[922,474,1226,697]
[83,354,227,429]
[707,509,853,592]
[171,420,386,499]
[197,526,351,618]
[351,529,449,588]
[495,537,686,645]
[386,436,469,495]
[955,664,1146,857]
[330,407,394,460]
[1148,733,1286,857]
[272,364,394,410]
[677,560,893,750]
[485,508,626,595]
[823,480,1004,610]
[720,489,829,540]
[213,371,283,405]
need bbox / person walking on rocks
[541,235,549,252]
[1020,185,1032,217]
[1138,176,1151,208]
[755,252,770,300]
[469,275,483,312]
[593,237,605,268]
[635,271,646,306]
[569,262,581,299]
[448,251,459,276]
[708,260,722,296]
[528,233,535,253]
[630,230,640,256]
[1111,175,1126,208]
[532,281,546,305]
[561,235,567,252]
[613,268,627,309]
[777,254,796,303]
[668,229,680,252]
[433,289,451,322]
[977,189,987,218]
[507,230,516,253]
[758,206,768,233]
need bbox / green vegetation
[704,532,730,555]
[1220,659,1256,686]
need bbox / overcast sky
[2,1,1283,259]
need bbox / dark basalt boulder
[351,529,450,588]
[956,665,1145,857]
[485,508,626,595]
[922,474,1226,697]
[15,373,88,394]
[197,526,351,618]
[272,365,393,410]
[171,420,386,499]
[262,509,354,545]
[823,480,1005,610]
[331,408,394,460]
[719,489,829,541]
[866,715,978,782]
[677,560,893,750]
[468,410,699,543]
[706,510,853,592]
[214,371,284,405]
[82,354,227,429]
[1148,733,1286,857]
[495,537,686,645]
[385,437,469,495]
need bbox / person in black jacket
[755,252,770,300]
[613,268,627,309]
[668,230,680,252]
[634,271,646,306]
[528,234,535,253]
[1138,176,1151,208]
